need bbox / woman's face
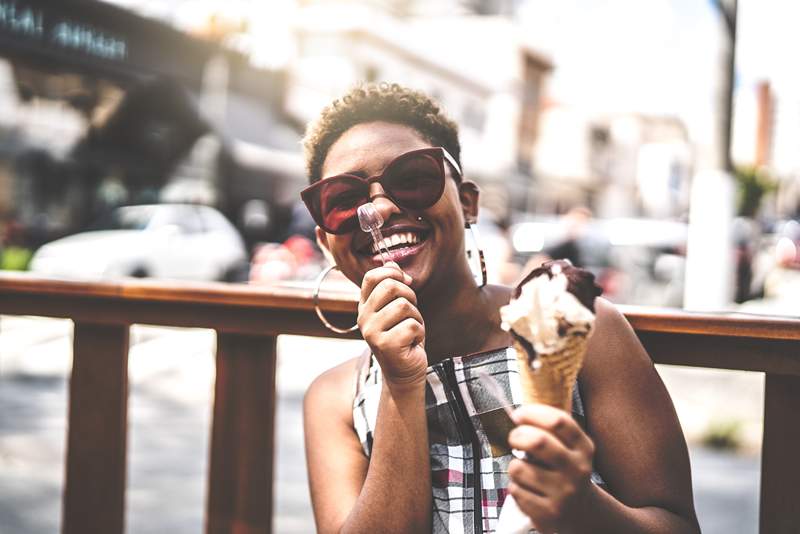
[315,121,478,292]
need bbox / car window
[90,205,158,231]
[178,208,205,234]
[197,206,233,233]
[152,206,204,234]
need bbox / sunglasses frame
[301,146,462,235]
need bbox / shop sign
[0,0,127,61]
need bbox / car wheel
[221,261,249,283]
[129,267,150,278]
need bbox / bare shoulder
[593,297,636,340]
[581,297,655,392]
[304,354,366,425]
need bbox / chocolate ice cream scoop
[502,260,602,368]
[495,260,601,534]
[514,259,602,312]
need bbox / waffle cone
[513,334,589,412]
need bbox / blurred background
[0,0,797,532]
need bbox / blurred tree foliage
[701,419,743,451]
[0,247,32,271]
[734,166,777,218]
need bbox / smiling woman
[300,83,700,534]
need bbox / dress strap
[353,346,375,401]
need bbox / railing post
[760,373,800,533]
[206,333,278,534]
[62,322,130,534]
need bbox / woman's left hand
[507,404,596,534]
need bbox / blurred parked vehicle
[30,204,247,281]
[510,216,688,306]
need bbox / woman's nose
[368,186,401,222]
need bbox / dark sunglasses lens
[318,177,366,233]
[384,154,443,209]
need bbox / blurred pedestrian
[523,206,619,299]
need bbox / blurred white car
[30,204,247,281]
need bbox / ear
[315,226,336,265]
[458,180,480,224]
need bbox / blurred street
[0,316,759,534]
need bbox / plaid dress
[353,346,604,534]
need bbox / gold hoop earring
[465,221,488,288]
[313,264,359,334]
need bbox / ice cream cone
[501,260,601,412]
[513,333,590,412]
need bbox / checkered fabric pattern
[353,346,604,534]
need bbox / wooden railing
[1,272,799,533]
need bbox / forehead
[321,121,432,179]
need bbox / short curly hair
[302,83,461,184]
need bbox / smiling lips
[359,227,428,264]
[369,231,421,254]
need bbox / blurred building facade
[0,0,302,251]
[296,0,522,18]
[0,0,717,254]
[733,80,800,219]
[533,105,693,219]
[286,0,551,223]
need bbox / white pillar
[683,169,735,310]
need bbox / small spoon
[357,203,393,265]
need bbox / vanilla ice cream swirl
[500,265,595,355]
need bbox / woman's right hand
[358,263,427,388]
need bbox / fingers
[380,316,425,349]
[507,481,559,534]
[508,452,593,534]
[357,264,427,385]
[361,276,418,315]
[358,297,425,340]
[360,263,413,303]
[365,314,426,385]
[507,457,561,494]
[359,264,421,333]
[507,422,595,521]
[358,266,420,333]
[512,404,594,456]
[508,425,572,470]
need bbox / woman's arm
[508,298,700,533]
[304,361,431,534]
[304,264,431,533]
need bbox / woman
[301,83,699,533]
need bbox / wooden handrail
[1,272,799,533]
[3,273,799,338]
[2,273,799,371]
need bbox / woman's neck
[418,280,512,366]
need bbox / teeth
[370,232,421,254]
